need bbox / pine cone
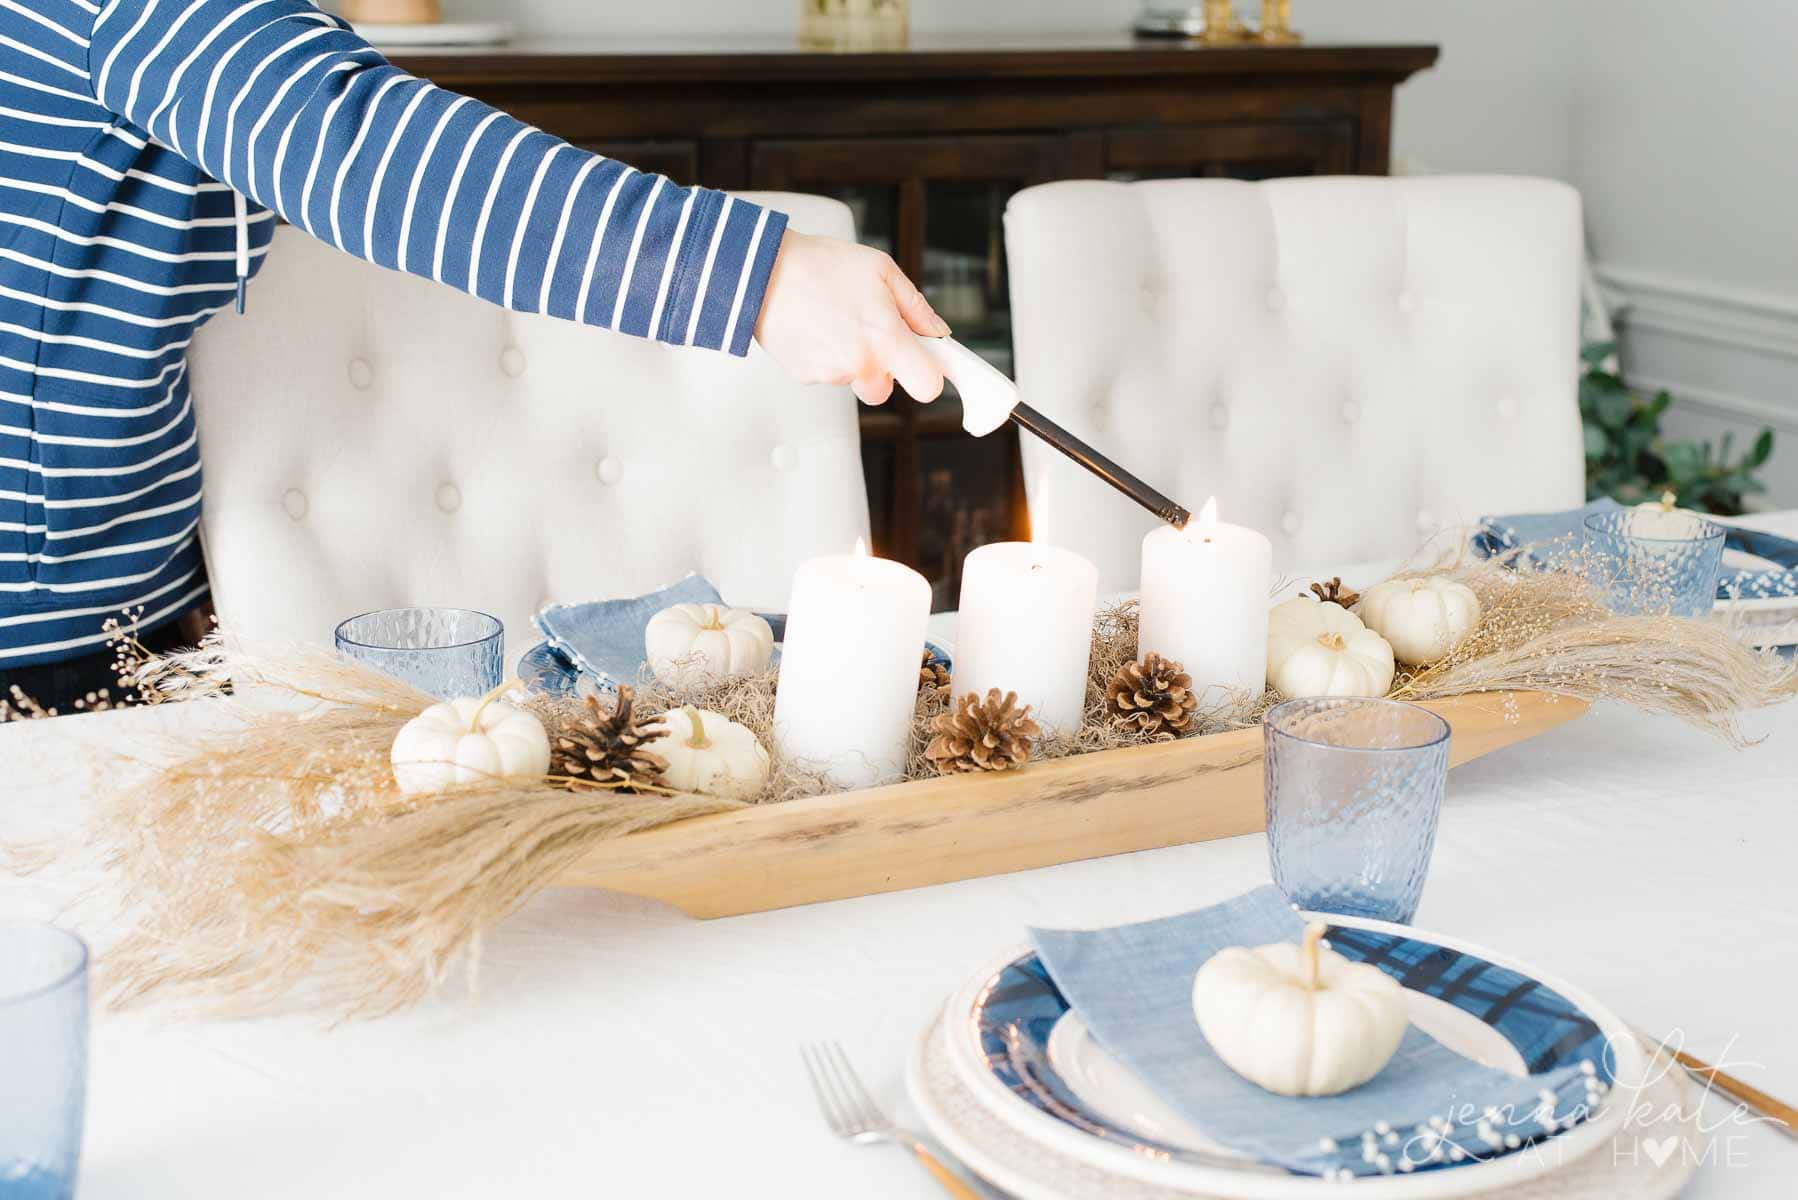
[550,685,669,790]
[1106,652,1198,741]
[925,688,1041,775]
[919,648,950,692]
[1307,577,1360,609]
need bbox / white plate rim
[941,910,1646,1199]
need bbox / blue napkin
[534,575,772,688]
[1029,887,1607,1179]
[1477,499,1798,601]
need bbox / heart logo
[1641,1136,1680,1167]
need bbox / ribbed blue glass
[1582,509,1725,617]
[334,608,504,699]
[1,922,88,1200]
[1264,698,1450,924]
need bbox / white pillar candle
[1138,497,1273,709]
[773,544,931,789]
[951,542,1098,736]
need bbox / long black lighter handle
[1009,401,1191,530]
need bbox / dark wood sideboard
[392,36,1438,609]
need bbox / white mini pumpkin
[1357,577,1482,666]
[658,706,770,800]
[645,603,775,685]
[391,684,551,795]
[1266,598,1395,699]
[1193,922,1407,1097]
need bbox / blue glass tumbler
[334,607,504,699]
[1264,697,1451,925]
[1,921,88,1200]
[1582,509,1725,618]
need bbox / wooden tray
[558,691,1588,918]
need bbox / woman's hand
[754,230,950,407]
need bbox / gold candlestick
[1258,0,1301,45]
[1198,0,1249,45]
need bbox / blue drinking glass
[1582,509,1725,617]
[1264,698,1451,924]
[1,921,88,1200]
[333,607,504,699]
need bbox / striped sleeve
[83,0,786,355]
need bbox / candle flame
[1197,496,1219,529]
[852,536,870,557]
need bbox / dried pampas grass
[82,638,738,1019]
[1388,557,1798,742]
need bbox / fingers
[852,369,895,407]
[882,327,945,403]
[882,259,951,338]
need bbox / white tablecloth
[5,584,1797,1198]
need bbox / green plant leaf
[1751,429,1775,466]
[1581,341,1617,366]
[1593,388,1633,429]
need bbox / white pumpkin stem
[1316,633,1346,651]
[680,706,711,749]
[1302,921,1327,991]
[466,678,521,733]
[701,606,725,631]
[1659,489,1678,511]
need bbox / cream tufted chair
[1005,176,1585,591]
[188,193,866,656]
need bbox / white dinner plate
[938,910,1647,1199]
[909,1015,1697,1200]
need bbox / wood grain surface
[558,691,1588,918]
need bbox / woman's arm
[85,0,945,394]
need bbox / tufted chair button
[1265,287,1285,314]
[499,346,526,379]
[1397,291,1419,315]
[595,456,623,486]
[435,482,462,514]
[347,357,373,390]
[1341,399,1361,425]
[281,488,308,521]
[770,444,797,473]
[1416,509,1437,534]
[1208,402,1230,432]
[1280,511,1300,536]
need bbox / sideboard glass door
[750,136,1068,608]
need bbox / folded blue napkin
[1029,887,1606,1179]
[1477,498,1798,601]
[534,575,785,688]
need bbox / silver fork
[801,1041,985,1199]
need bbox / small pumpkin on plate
[1192,922,1408,1097]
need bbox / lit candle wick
[1189,495,1220,543]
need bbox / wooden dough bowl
[558,691,1587,918]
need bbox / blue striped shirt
[0,0,787,668]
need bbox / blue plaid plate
[940,913,1642,1198]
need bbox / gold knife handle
[905,1140,985,1199]
[1668,1047,1798,1142]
